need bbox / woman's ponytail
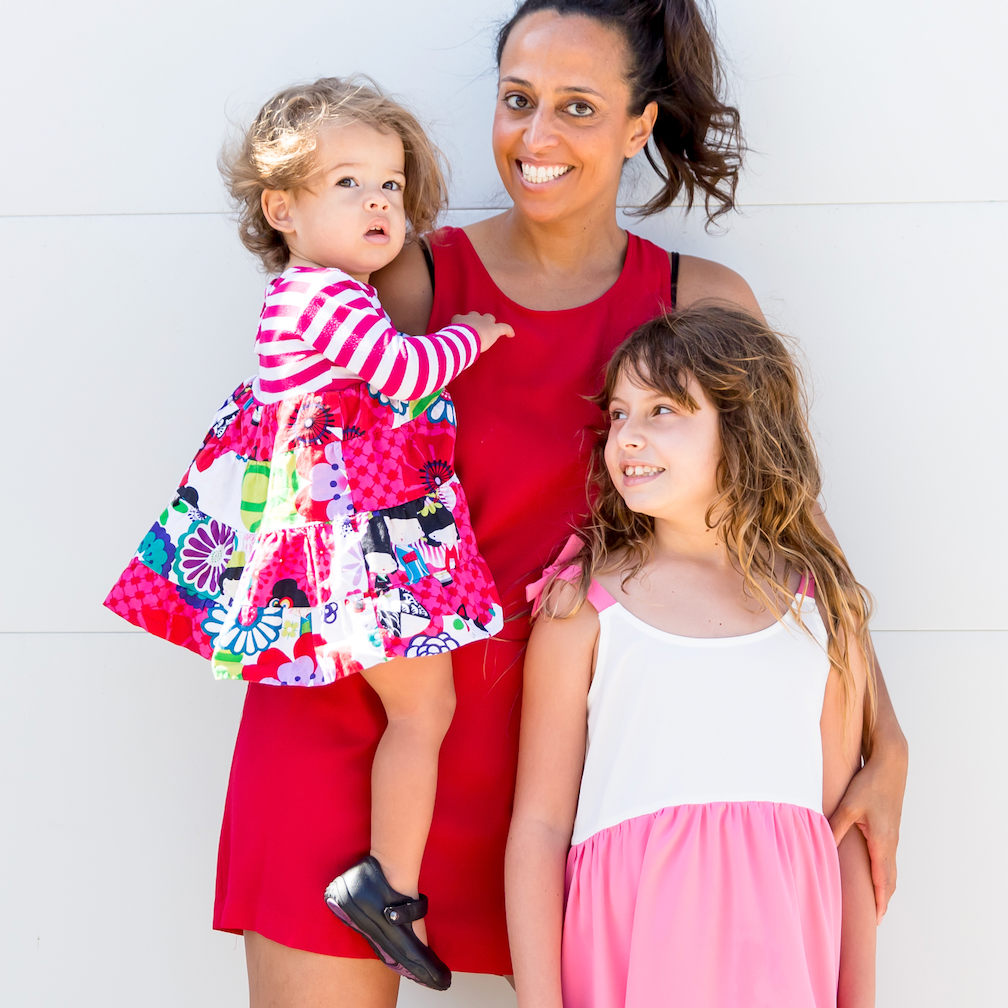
[497,0,744,225]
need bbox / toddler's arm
[311,279,511,401]
[505,587,598,1008]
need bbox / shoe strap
[383,894,429,925]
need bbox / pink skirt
[562,802,841,1008]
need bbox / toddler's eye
[382,180,402,191]
[564,101,594,117]
[504,93,531,111]
[336,177,357,188]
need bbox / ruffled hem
[105,377,503,685]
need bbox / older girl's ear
[261,190,296,234]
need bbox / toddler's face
[604,370,722,526]
[276,121,408,278]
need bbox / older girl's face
[604,371,723,527]
[494,11,657,225]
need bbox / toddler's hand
[452,312,515,353]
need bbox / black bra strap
[421,238,435,292]
[670,251,680,310]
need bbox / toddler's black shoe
[324,856,451,991]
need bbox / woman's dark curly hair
[497,0,744,224]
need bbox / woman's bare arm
[370,239,434,334]
[676,255,765,319]
[505,595,598,1008]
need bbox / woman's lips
[517,160,573,185]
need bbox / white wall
[1,1,1004,1004]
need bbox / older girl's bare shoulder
[677,254,763,319]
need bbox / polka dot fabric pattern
[104,377,503,686]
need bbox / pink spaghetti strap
[586,579,617,613]
[797,573,816,599]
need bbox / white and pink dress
[541,542,841,1007]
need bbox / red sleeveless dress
[213,227,674,972]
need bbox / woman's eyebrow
[500,76,604,99]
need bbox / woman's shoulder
[369,239,435,334]
[676,254,763,318]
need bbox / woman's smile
[518,160,574,185]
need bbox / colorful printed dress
[105,266,503,685]
[536,542,841,1008]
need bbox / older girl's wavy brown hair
[220,76,449,274]
[537,305,876,734]
[497,0,744,225]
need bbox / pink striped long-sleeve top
[254,266,480,404]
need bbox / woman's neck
[465,206,630,311]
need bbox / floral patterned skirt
[105,377,503,686]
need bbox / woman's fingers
[828,766,900,923]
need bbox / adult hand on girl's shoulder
[676,255,764,320]
[370,238,435,334]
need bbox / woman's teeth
[520,162,572,184]
[624,465,663,476]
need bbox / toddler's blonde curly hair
[221,76,449,274]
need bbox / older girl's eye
[654,404,674,415]
[336,177,357,188]
[609,408,627,421]
[564,100,594,117]
[504,93,531,111]
[382,180,401,191]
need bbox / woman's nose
[524,106,558,152]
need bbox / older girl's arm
[812,501,909,920]
[822,625,877,1007]
[505,595,598,1008]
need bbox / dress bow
[525,534,586,609]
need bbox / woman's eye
[382,180,401,191]
[564,101,594,117]
[336,177,357,188]
[504,93,531,111]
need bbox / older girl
[509,307,877,1007]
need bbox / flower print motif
[200,602,229,647]
[138,523,174,575]
[426,392,456,427]
[281,619,299,638]
[208,604,285,657]
[309,441,355,521]
[286,397,336,449]
[436,481,457,511]
[273,654,319,685]
[405,631,460,658]
[367,384,409,416]
[420,460,453,495]
[342,424,365,441]
[172,519,234,598]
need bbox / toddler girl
[507,307,878,1007]
[105,77,513,991]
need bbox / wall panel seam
[2,199,1006,221]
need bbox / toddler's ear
[261,189,296,234]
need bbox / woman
[222,2,908,1004]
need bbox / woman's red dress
[213,227,675,972]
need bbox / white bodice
[571,592,831,846]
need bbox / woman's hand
[829,668,908,923]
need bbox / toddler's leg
[360,651,456,946]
